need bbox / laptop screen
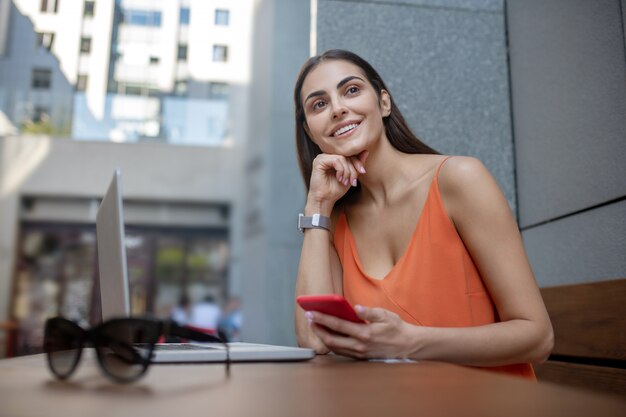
[96,169,131,321]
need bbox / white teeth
[334,123,358,136]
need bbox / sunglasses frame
[44,316,229,383]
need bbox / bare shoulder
[437,156,507,221]
[437,156,494,194]
[404,154,452,180]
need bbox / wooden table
[0,353,624,417]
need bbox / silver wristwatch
[298,213,331,233]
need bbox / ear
[380,90,391,117]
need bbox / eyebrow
[304,75,365,104]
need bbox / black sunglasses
[44,316,230,383]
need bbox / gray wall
[316,0,517,211]
[240,0,310,345]
[508,0,626,286]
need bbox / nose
[330,98,348,120]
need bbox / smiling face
[300,60,391,157]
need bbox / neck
[356,137,419,207]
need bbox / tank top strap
[435,156,454,179]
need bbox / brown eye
[346,86,360,94]
[312,100,326,110]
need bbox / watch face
[298,213,305,233]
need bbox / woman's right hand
[307,150,369,210]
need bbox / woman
[293,49,553,379]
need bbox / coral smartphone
[296,294,365,323]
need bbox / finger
[346,160,360,187]
[339,157,356,187]
[354,305,387,322]
[310,311,363,337]
[328,157,345,187]
[350,156,366,175]
[336,156,358,187]
[357,150,370,165]
[327,157,348,184]
[309,322,367,356]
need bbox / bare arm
[294,152,367,352]
[421,156,554,365]
[307,157,553,365]
[294,205,343,353]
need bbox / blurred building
[0,0,253,357]
[0,0,249,144]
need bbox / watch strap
[298,213,331,232]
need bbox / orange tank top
[333,157,535,380]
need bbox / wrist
[304,198,334,216]
[405,323,428,360]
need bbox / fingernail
[355,305,364,313]
[359,167,366,174]
[338,176,343,183]
[305,311,313,320]
[344,179,349,186]
[351,179,357,187]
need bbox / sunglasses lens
[44,318,83,379]
[97,319,160,382]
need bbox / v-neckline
[342,175,438,281]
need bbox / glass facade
[10,222,230,356]
[122,9,162,27]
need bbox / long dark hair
[294,49,439,205]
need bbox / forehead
[301,60,367,97]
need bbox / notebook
[96,169,314,363]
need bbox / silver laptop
[96,169,314,363]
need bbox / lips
[332,122,360,137]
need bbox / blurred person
[218,296,242,342]
[170,293,191,326]
[189,294,221,332]
[293,50,553,380]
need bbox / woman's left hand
[306,306,416,359]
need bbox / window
[35,32,55,51]
[215,9,229,26]
[80,37,92,53]
[117,83,159,97]
[40,0,59,13]
[123,9,162,27]
[76,75,88,91]
[180,7,190,25]
[83,1,95,17]
[209,82,229,100]
[33,106,50,123]
[149,56,160,65]
[174,80,188,97]
[125,85,143,96]
[32,68,52,89]
[177,44,188,61]
[212,45,228,62]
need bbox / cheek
[305,116,326,139]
